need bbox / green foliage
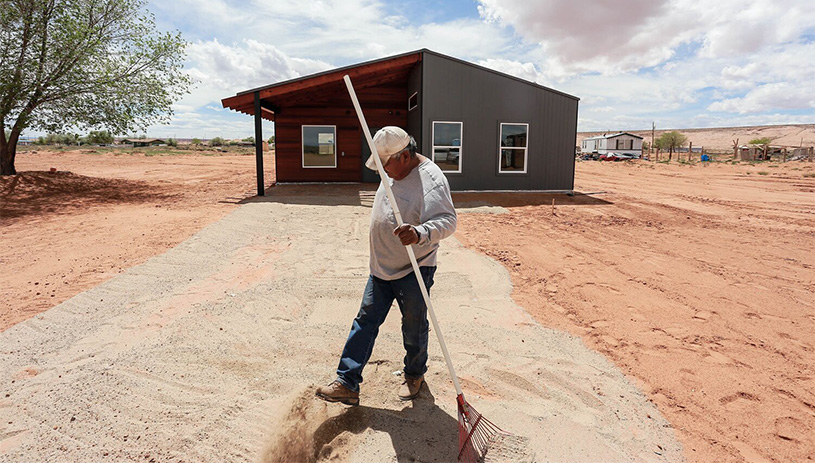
[191,138,201,145]
[242,136,255,145]
[85,130,114,145]
[210,137,224,147]
[749,137,772,145]
[268,136,275,145]
[0,0,192,174]
[656,131,688,153]
[38,133,80,145]
[167,138,178,147]
[653,138,665,150]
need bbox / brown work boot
[398,376,424,401]
[316,381,359,406]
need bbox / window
[408,92,418,111]
[499,123,528,173]
[432,121,463,173]
[302,125,336,168]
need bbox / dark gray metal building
[223,49,579,194]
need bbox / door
[361,126,381,183]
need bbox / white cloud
[708,42,815,112]
[476,0,815,74]
[141,39,334,138]
[708,82,815,113]
[476,58,546,85]
[139,0,815,137]
[180,39,332,109]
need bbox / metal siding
[407,62,423,147]
[421,52,577,191]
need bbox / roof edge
[233,49,428,98]
[224,48,579,102]
[584,132,644,140]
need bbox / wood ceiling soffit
[257,55,419,100]
[268,72,410,107]
[223,53,419,112]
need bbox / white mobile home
[581,132,643,156]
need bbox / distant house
[121,138,165,147]
[581,132,643,156]
[738,144,783,161]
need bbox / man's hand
[393,224,420,245]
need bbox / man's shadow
[311,385,459,462]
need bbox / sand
[0,174,680,461]
[1,145,814,462]
[456,160,815,462]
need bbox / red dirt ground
[2,148,814,463]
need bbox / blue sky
[136,0,814,139]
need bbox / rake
[344,74,510,462]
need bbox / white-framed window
[408,92,418,111]
[302,125,336,168]
[432,121,463,173]
[499,123,528,173]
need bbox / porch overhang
[221,51,423,119]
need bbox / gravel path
[0,184,683,462]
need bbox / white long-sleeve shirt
[369,158,457,280]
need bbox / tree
[85,130,114,145]
[749,137,773,160]
[0,0,191,175]
[210,137,224,147]
[191,137,201,146]
[656,131,687,160]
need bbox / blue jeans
[336,267,436,392]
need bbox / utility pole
[651,121,655,157]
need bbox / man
[316,126,457,406]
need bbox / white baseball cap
[365,126,411,171]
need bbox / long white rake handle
[343,75,464,397]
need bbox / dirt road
[1,168,680,461]
[455,160,815,462]
[1,149,262,329]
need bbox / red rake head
[457,394,505,462]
